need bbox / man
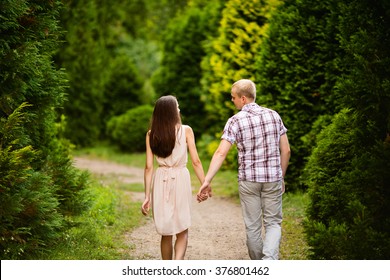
[197,79,290,260]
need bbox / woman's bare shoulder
[183,125,193,134]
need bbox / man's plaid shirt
[222,102,288,183]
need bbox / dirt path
[74,157,249,260]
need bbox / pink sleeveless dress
[152,125,192,236]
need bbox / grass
[280,191,311,260]
[37,180,143,260]
[34,144,146,259]
[42,144,310,259]
[72,143,146,168]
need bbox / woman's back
[152,125,192,235]
[156,125,187,168]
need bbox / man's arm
[197,139,232,201]
[279,133,291,178]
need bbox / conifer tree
[152,0,224,137]
[57,0,151,145]
[143,0,190,40]
[201,0,280,134]
[304,0,390,259]
[255,0,343,191]
[0,0,88,259]
[57,0,107,146]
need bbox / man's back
[222,102,287,182]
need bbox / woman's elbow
[191,158,202,168]
[144,165,153,174]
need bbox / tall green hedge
[304,0,390,259]
[152,0,224,138]
[0,0,88,259]
[57,0,154,146]
[201,0,280,135]
[255,0,343,191]
[304,110,390,259]
[57,0,107,146]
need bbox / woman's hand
[197,181,212,202]
[141,198,150,216]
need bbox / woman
[141,95,205,260]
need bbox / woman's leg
[174,229,188,260]
[161,235,173,260]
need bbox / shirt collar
[242,102,259,112]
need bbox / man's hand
[197,182,212,202]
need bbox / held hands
[197,181,212,203]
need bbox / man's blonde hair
[232,79,256,100]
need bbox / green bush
[197,133,238,171]
[255,0,343,191]
[45,115,90,216]
[303,0,390,260]
[0,1,90,259]
[303,109,390,259]
[201,0,280,135]
[152,1,224,138]
[102,53,145,129]
[106,105,154,152]
[57,0,107,147]
[0,104,63,259]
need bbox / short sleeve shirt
[221,103,287,182]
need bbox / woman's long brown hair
[149,95,181,158]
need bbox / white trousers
[238,180,283,260]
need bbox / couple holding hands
[141,79,290,260]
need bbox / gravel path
[74,157,249,260]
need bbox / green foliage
[54,183,119,259]
[35,178,143,260]
[255,0,343,191]
[142,0,190,40]
[304,110,359,222]
[280,191,310,260]
[102,53,145,127]
[300,114,333,155]
[152,0,224,138]
[93,0,146,43]
[201,0,280,134]
[106,105,154,152]
[0,104,63,259]
[198,133,238,171]
[57,0,107,146]
[57,0,159,146]
[304,110,390,259]
[0,1,89,259]
[44,117,90,216]
[336,0,390,137]
[303,0,390,259]
[120,36,161,81]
